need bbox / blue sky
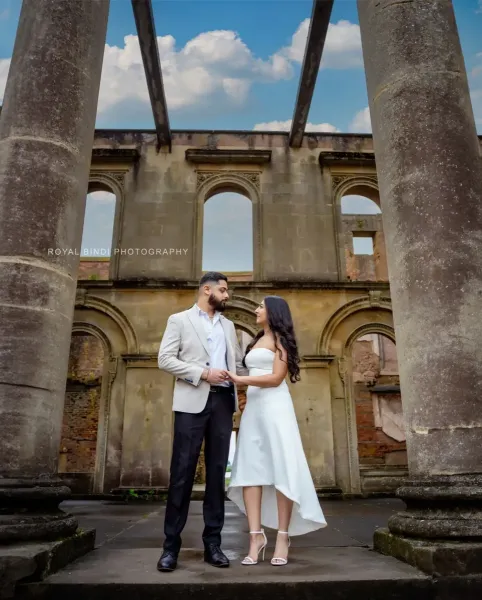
[1,0,481,132]
[0,1,481,269]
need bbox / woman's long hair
[243,295,301,383]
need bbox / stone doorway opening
[350,332,407,494]
[58,332,106,494]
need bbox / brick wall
[77,258,110,280]
[352,335,406,466]
[59,334,104,488]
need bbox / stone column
[0,0,109,541]
[358,0,482,575]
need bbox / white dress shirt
[195,304,230,387]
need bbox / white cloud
[97,31,292,120]
[0,18,361,124]
[350,106,372,133]
[253,119,339,132]
[281,19,363,69]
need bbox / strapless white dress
[227,348,327,535]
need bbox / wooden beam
[131,0,171,151]
[289,0,334,148]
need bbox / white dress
[227,347,327,535]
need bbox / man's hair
[199,271,228,288]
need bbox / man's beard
[208,293,226,312]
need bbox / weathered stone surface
[375,529,482,577]
[357,0,482,477]
[358,0,482,573]
[0,0,109,542]
[0,529,94,599]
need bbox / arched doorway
[350,331,406,493]
[59,331,107,494]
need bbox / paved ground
[61,497,404,552]
[18,500,482,599]
[35,498,431,585]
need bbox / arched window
[341,194,381,215]
[202,191,253,281]
[340,190,388,282]
[59,332,105,494]
[78,190,116,280]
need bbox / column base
[374,476,482,575]
[0,528,95,598]
[374,528,482,576]
[0,479,78,543]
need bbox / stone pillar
[358,0,482,575]
[0,0,109,541]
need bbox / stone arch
[334,175,380,207]
[86,172,126,279]
[320,296,397,495]
[74,291,139,354]
[63,321,118,494]
[193,172,262,280]
[319,294,392,356]
[71,321,113,354]
[71,294,135,493]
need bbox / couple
[156,272,326,572]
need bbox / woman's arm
[227,343,288,388]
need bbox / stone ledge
[319,151,376,166]
[76,280,392,291]
[374,528,482,576]
[185,149,271,164]
[0,529,94,599]
[91,148,140,164]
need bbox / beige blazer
[158,305,249,413]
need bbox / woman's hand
[226,371,242,385]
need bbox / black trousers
[163,386,235,553]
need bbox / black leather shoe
[204,544,229,567]
[157,550,178,572]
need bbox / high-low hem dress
[227,348,327,535]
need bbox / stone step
[14,546,470,600]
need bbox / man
[157,272,248,572]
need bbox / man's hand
[206,368,229,384]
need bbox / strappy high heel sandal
[271,530,291,565]
[241,529,268,565]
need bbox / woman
[226,296,327,566]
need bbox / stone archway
[320,294,397,494]
[60,323,116,494]
[67,293,135,492]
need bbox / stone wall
[78,258,110,280]
[66,131,449,495]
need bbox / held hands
[225,371,241,385]
[205,368,230,385]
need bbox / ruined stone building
[61,130,421,498]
